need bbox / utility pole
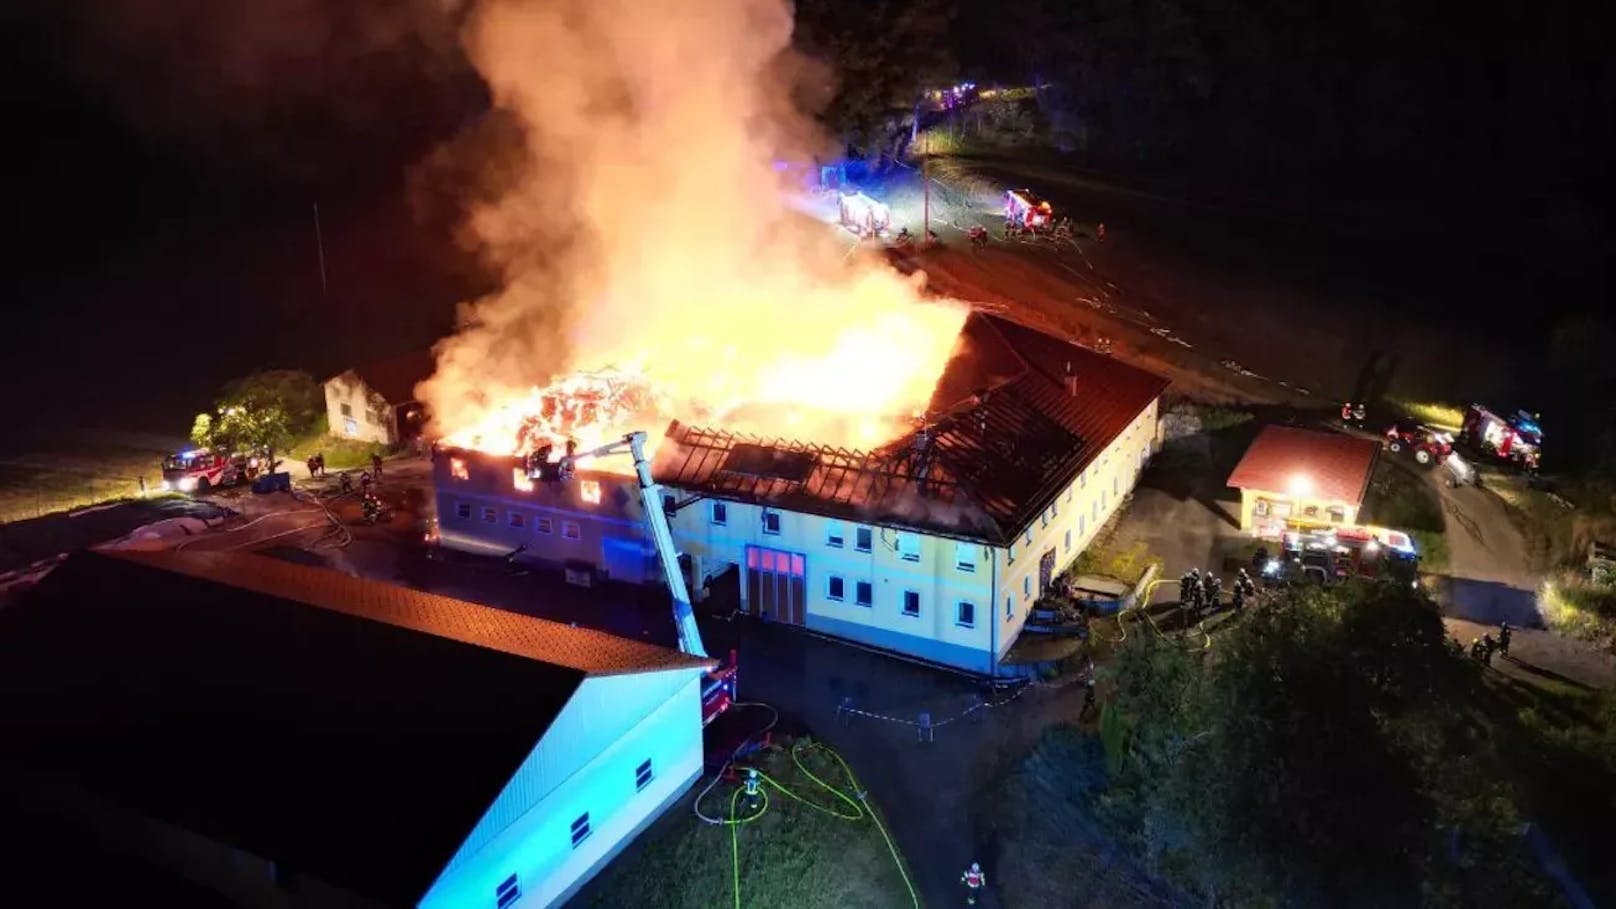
[312,202,328,297]
[921,132,930,244]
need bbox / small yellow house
[1226,425,1380,537]
[322,351,434,445]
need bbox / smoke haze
[419,0,968,453]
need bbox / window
[561,520,581,540]
[1051,500,1059,518]
[954,541,976,572]
[496,873,521,909]
[340,403,353,417]
[762,511,781,535]
[580,480,602,505]
[535,516,553,535]
[1023,576,1032,600]
[635,759,654,791]
[450,457,470,481]
[956,601,976,628]
[343,416,358,436]
[1041,510,1049,529]
[826,521,845,548]
[1092,501,1099,522]
[481,506,497,524]
[1066,485,1074,503]
[1328,506,1347,523]
[711,501,728,525]
[1024,528,1033,545]
[1064,529,1072,552]
[855,581,873,606]
[454,502,471,520]
[855,527,872,552]
[1101,491,1108,512]
[662,494,676,515]
[901,590,920,617]
[570,813,591,848]
[1008,542,1016,564]
[508,511,525,529]
[1113,476,1119,496]
[1005,595,1013,619]
[1253,499,1270,517]
[1303,504,1320,518]
[898,534,920,563]
[1079,514,1086,537]
[827,575,845,601]
[1079,470,1087,488]
[512,468,534,492]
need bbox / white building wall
[671,500,999,670]
[323,372,395,444]
[420,670,706,909]
[994,400,1160,654]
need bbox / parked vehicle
[1004,189,1054,232]
[160,448,245,493]
[1462,405,1542,470]
[1384,421,1453,466]
[837,191,890,237]
[1262,525,1419,588]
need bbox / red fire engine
[160,448,247,493]
[1461,405,1542,469]
[1005,189,1054,231]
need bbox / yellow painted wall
[994,400,1160,655]
[1237,488,1358,535]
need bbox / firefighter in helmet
[961,862,986,905]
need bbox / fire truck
[837,191,891,237]
[1261,524,1420,588]
[1461,405,1542,469]
[1004,189,1054,231]
[160,448,247,493]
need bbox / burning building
[433,313,1168,675]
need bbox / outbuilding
[1226,425,1381,537]
[0,549,714,908]
[323,351,435,446]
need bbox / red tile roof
[652,312,1170,544]
[1226,425,1380,505]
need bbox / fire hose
[698,737,918,909]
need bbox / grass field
[0,447,166,525]
[286,434,394,471]
[578,739,917,909]
[1362,459,1450,573]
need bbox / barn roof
[0,549,708,904]
[652,312,1169,544]
[333,350,436,405]
[1226,425,1381,506]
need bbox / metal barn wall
[994,398,1160,655]
[433,450,657,583]
[421,669,706,909]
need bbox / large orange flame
[419,0,968,472]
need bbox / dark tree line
[954,0,1616,201]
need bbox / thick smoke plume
[419,0,968,454]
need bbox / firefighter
[306,455,319,477]
[338,471,353,494]
[1498,622,1512,656]
[961,862,986,905]
[361,491,384,525]
[1480,633,1498,666]
[1178,570,1193,605]
[359,470,372,494]
[1206,574,1222,613]
[315,452,326,477]
[371,452,384,479]
[1096,222,1107,243]
[1230,577,1246,611]
[743,767,762,809]
[1081,659,1098,717]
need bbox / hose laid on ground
[720,738,919,909]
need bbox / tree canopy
[190,370,323,461]
[1101,581,1555,905]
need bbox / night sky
[4,0,1612,437]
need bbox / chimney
[1064,361,1079,397]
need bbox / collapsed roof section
[652,312,1169,545]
